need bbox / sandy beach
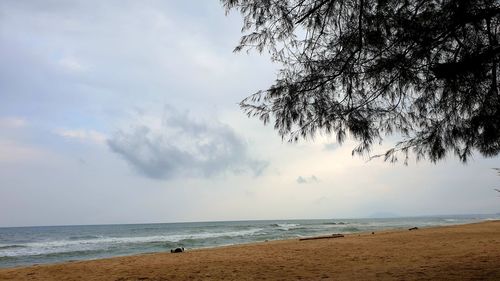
[1,220,499,280]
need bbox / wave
[339,227,360,232]
[68,235,102,240]
[322,222,347,225]
[270,223,302,231]
[0,247,119,262]
[270,223,301,230]
[0,228,264,258]
[270,223,299,227]
[0,245,27,250]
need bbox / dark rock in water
[171,247,185,253]
[408,227,419,231]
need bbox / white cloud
[324,143,338,151]
[58,56,86,72]
[56,129,107,144]
[0,140,47,163]
[0,117,26,128]
[297,175,319,184]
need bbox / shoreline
[2,217,494,268]
[0,219,488,269]
[1,220,499,280]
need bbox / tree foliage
[222,0,500,163]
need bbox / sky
[1,1,499,227]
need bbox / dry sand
[1,221,499,280]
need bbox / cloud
[297,175,319,184]
[0,140,48,163]
[0,117,26,129]
[324,143,338,151]
[108,106,268,180]
[56,129,107,144]
[58,56,87,72]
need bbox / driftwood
[299,234,344,241]
[408,227,419,231]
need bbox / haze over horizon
[1,1,499,228]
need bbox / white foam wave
[273,223,301,230]
[0,228,263,257]
[277,223,299,227]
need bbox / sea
[1,214,498,268]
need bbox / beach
[0,220,499,280]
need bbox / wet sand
[1,220,499,280]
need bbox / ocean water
[0,214,498,268]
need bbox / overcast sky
[1,1,499,227]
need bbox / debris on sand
[171,247,185,253]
